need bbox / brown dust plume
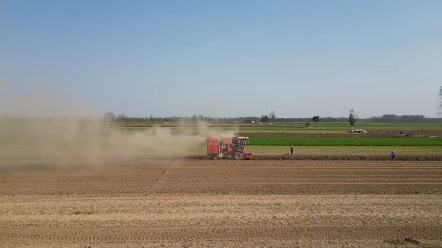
[0,84,238,168]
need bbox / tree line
[369,114,425,122]
[101,111,438,125]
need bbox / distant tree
[269,111,276,123]
[189,114,204,122]
[312,116,320,123]
[349,109,356,126]
[260,115,270,123]
[437,86,442,118]
[117,113,127,121]
[103,112,116,122]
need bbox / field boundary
[185,155,442,161]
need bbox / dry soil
[1,159,442,247]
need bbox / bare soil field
[1,159,442,247]
[253,154,442,161]
[187,154,442,161]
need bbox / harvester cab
[207,136,253,160]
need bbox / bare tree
[103,112,116,122]
[269,111,276,123]
[117,113,127,121]
[437,86,442,118]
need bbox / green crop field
[114,121,442,134]
[189,120,442,156]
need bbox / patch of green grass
[71,210,96,215]
[249,138,442,146]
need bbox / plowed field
[1,160,442,247]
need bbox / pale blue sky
[1,0,441,118]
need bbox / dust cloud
[0,83,238,167]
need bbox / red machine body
[207,136,253,160]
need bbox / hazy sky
[1,0,441,118]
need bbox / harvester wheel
[234,152,243,160]
[213,154,219,160]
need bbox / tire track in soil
[148,159,178,194]
[0,161,171,196]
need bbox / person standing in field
[290,145,294,157]
[390,151,395,161]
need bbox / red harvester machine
[207,136,253,160]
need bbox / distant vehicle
[400,131,412,136]
[351,128,367,133]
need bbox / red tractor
[207,136,253,160]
